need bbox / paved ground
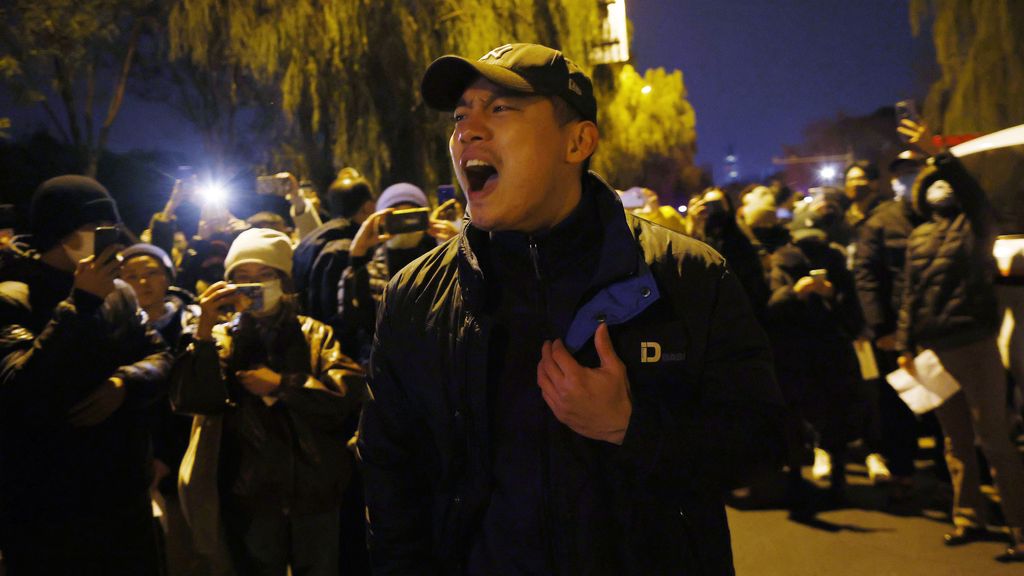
[728,454,1024,575]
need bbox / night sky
[629,0,935,183]
[6,1,937,187]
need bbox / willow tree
[593,64,698,202]
[0,0,154,176]
[168,0,602,191]
[910,0,1024,134]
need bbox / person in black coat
[687,187,770,319]
[851,152,930,492]
[0,176,172,574]
[896,139,1024,559]
[359,43,785,575]
[767,195,865,506]
[291,171,375,326]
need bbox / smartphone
[223,283,264,314]
[256,174,292,196]
[810,268,828,283]
[382,207,430,235]
[94,226,122,261]
[618,188,646,210]
[234,283,265,311]
[437,184,457,204]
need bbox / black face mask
[753,225,790,252]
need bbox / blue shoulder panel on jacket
[565,265,661,352]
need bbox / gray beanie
[376,183,428,211]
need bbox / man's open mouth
[464,159,499,192]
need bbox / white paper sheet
[885,349,961,414]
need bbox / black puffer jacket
[292,217,359,325]
[897,153,1000,353]
[0,240,171,530]
[852,199,923,339]
[357,173,785,575]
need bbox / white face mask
[386,231,425,250]
[249,279,284,316]
[890,174,917,200]
[926,179,956,209]
[62,230,95,265]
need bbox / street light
[819,166,837,182]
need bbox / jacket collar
[455,172,659,350]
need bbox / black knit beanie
[30,175,121,251]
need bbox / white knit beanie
[224,228,294,279]
[376,182,428,211]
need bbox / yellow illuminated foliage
[167,0,604,189]
[593,64,698,196]
[911,0,1024,134]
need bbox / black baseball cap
[421,43,597,124]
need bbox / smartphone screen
[94,226,121,260]
[438,185,456,204]
[383,208,430,235]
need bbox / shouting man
[358,43,785,575]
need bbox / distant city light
[819,166,837,182]
[641,85,652,95]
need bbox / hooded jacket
[897,153,1000,354]
[357,173,786,575]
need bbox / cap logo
[480,44,514,62]
[568,78,583,96]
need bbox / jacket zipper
[530,237,562,573]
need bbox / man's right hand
[73,246,121,299]
[350,209,393,258]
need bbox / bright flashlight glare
[678,205,688,213]
[641,85,652,95]
[802,196,814,203]
[198,181,228,205]
[819,166,837,181]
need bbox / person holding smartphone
[0,175,172,574]
[764,194,865,513]
[896,120,1024,561]
[337,182,458,365]
[170,228,365,574]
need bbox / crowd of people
[0,41,1021,575]
[620,119,1024,559]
